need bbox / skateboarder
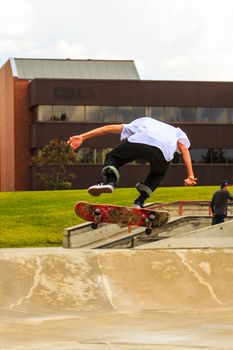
[68,117,197,207]
[210,181,233,225]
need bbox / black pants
[212,215,226,225]
[104,140,170,193]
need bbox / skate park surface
[1,202,233,350]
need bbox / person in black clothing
[68,117,197,208]
[210,181,233,225]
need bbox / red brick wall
[0,64,2,189]
[14,79,31,190]
[0,60,31,191]
[0,60,15,191]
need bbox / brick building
[0,58,233,191]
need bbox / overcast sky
[0,0,233,81]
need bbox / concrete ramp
[1,248,233,349]
[64,216,214,249]
[137,219,233,249]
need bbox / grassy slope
[0,186,217,248]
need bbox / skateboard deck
[75,201,169,234]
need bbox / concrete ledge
[63,221,125,248]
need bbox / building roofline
[13,57,136,63]
[8,57,139,80]
[9,57,18,77]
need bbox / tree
[32,138,76,190]
[202,148,227,164]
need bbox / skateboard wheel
[94,208,101,216]
[91,222,99,229]
[145,217,150,225]
[149,214,156,222]
[145,228,152,235]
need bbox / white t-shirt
[120,117,190,161]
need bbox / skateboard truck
[91,208,101,229]
[144,213,156,235]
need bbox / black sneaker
[132,201,144,208]
[88,183,115,196]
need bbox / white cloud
[1,0,233,80]
[94,50,127,61]
[53,41,88,59]
[0,0,33,36]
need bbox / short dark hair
[221,181,230,189]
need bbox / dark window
[151,107,165,121]
[181,107,196,122]
[86,106,101,122]
[75,148,113,164]
[224,149,233,164]
[116,106,134,123]
[34,105,233,124]
[190,148,233,164]
[36,105,53,121]
[196,108,211,122]
[227,109,233,124]
[102,106,117,122]
[212,148,227,164]
[76,148,95,163]
[132,106,146,118]
[190,149,209,163]
[211,108,228,123]
[70,106,85,122]
[52,106,69,121]
[165,107,180,122]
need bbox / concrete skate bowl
[1,248,233,350]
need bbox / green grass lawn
[0,186,217,248]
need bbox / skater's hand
[184,176,197,186]
[67,136,83,150]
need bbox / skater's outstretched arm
[177,141,197,186]
[67,124,123,150]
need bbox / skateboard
[75,201,169,235]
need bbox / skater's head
[220,181,231,189]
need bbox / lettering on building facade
[53,86,96,101]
